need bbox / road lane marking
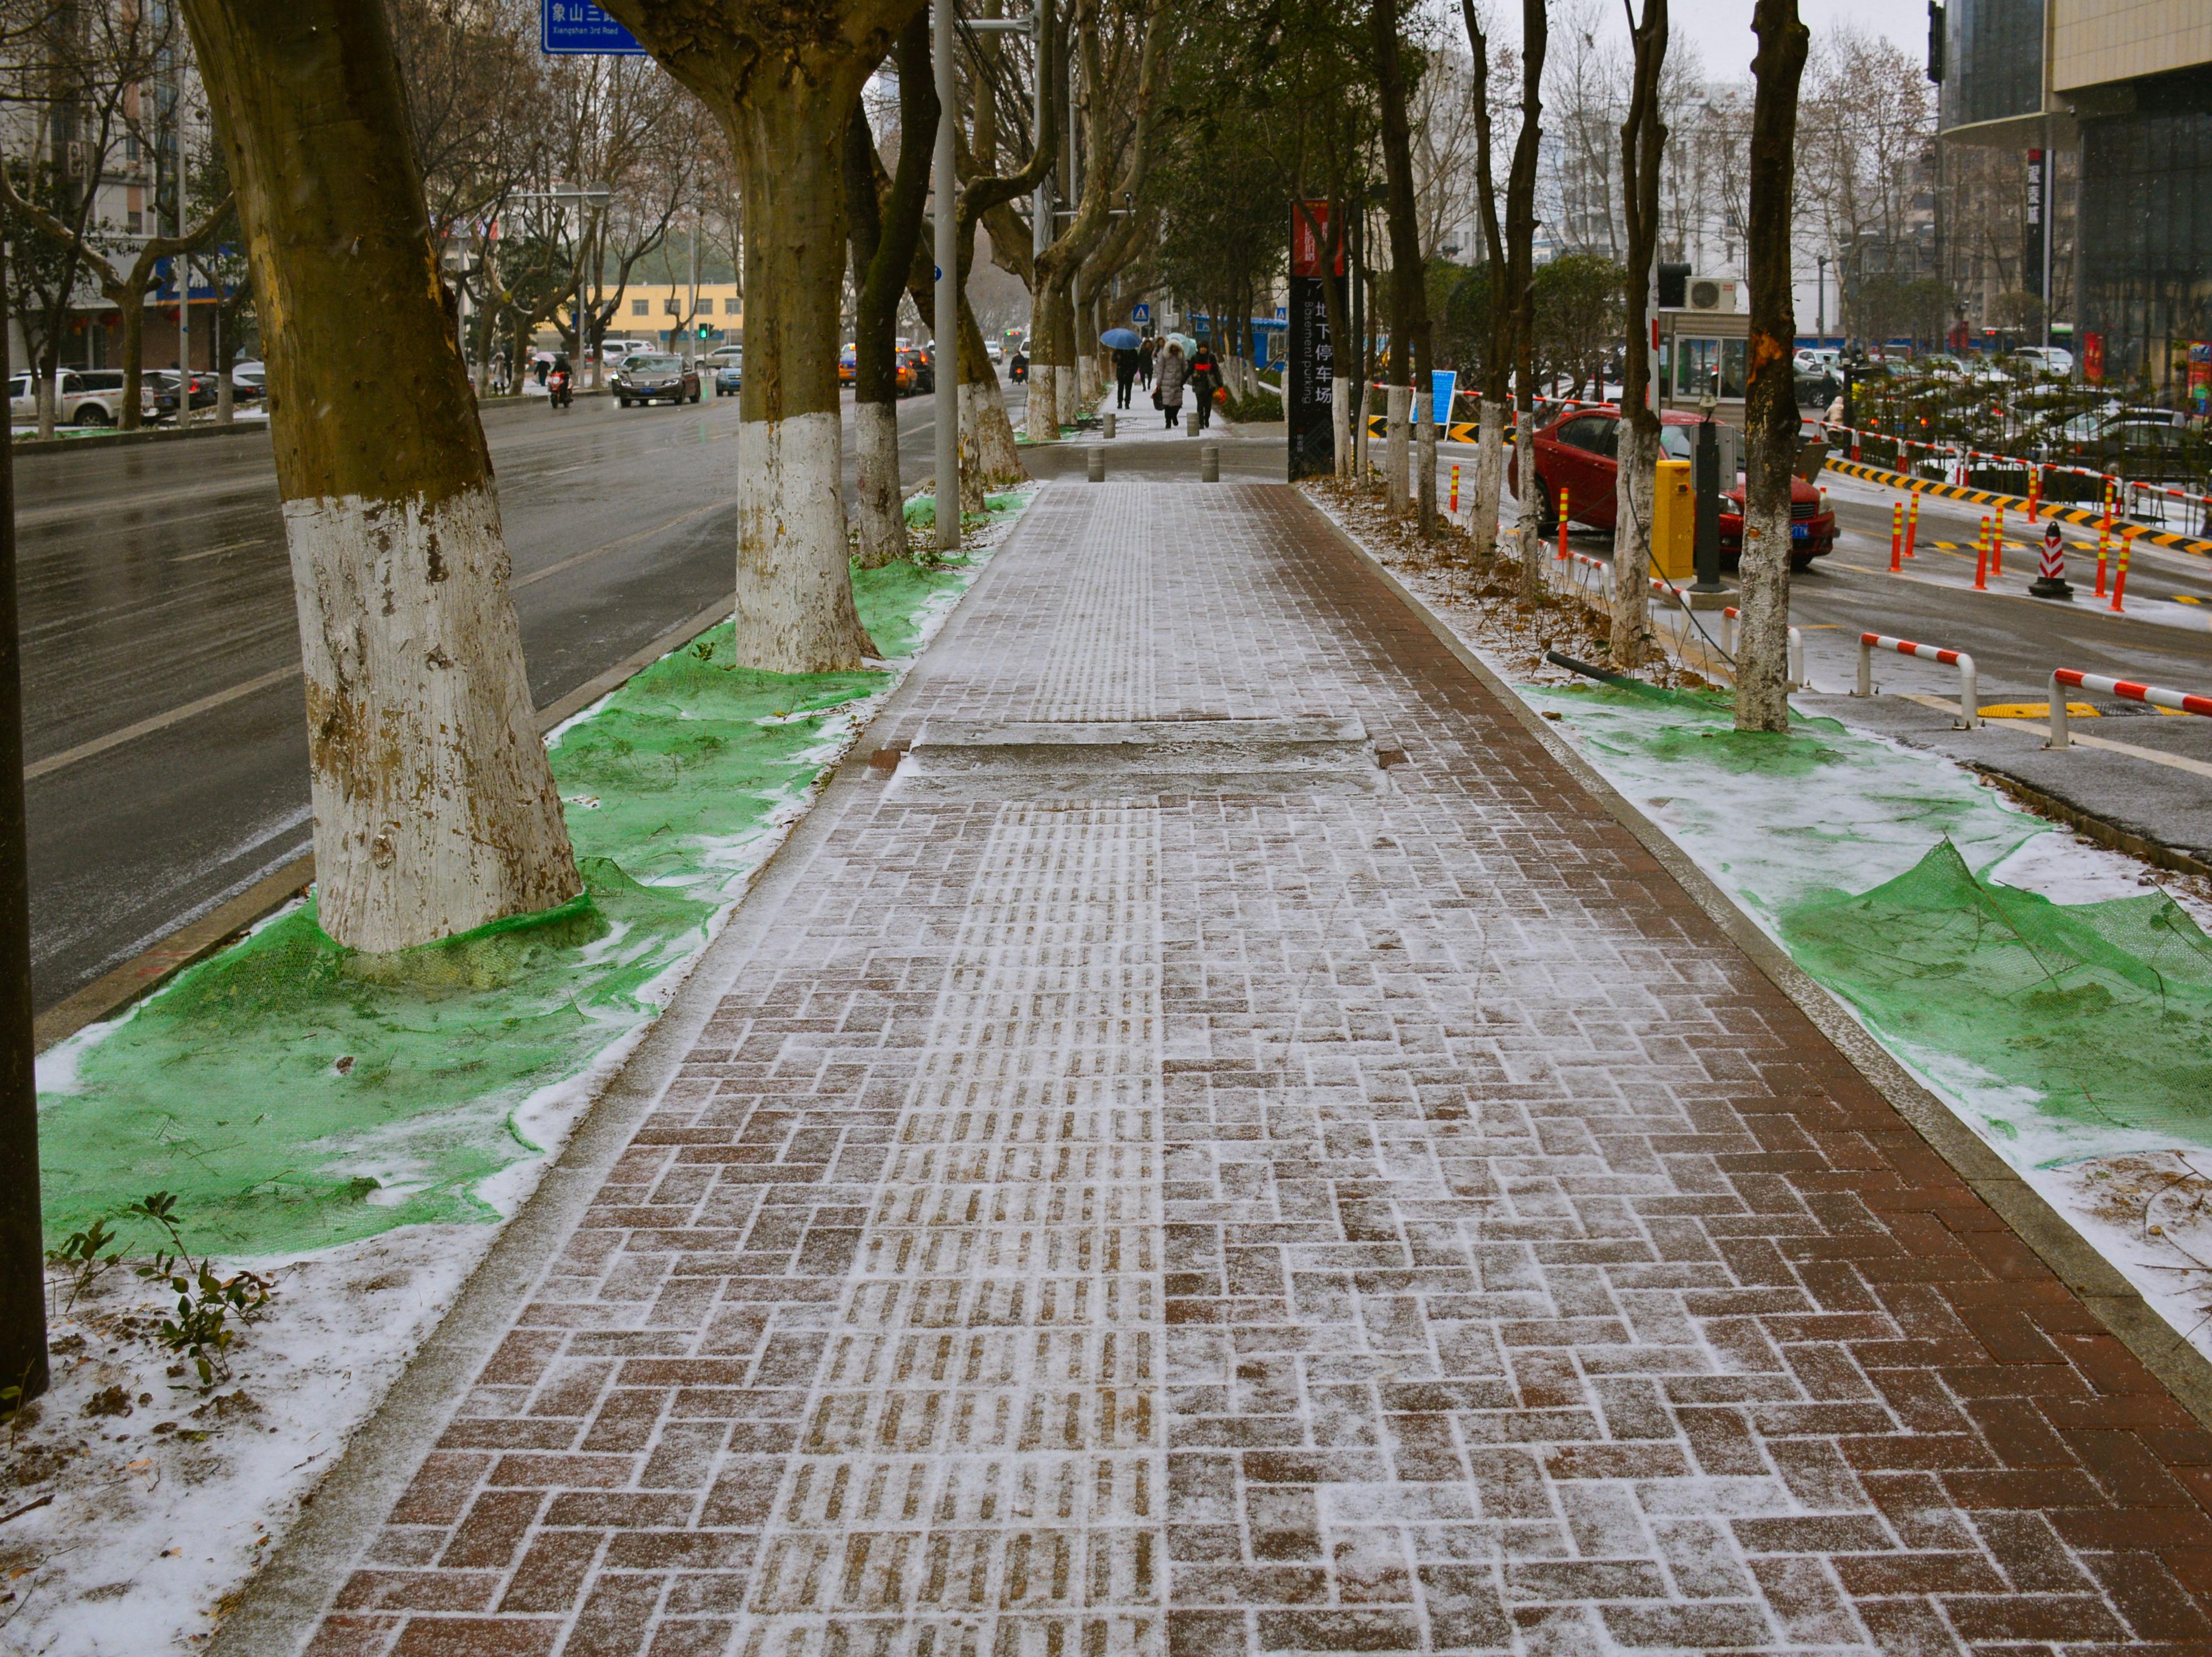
[24,665,302,781]
[513,498,729,589]
[1897,693,2212,779]
[28,512,735,783]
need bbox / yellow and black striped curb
[1364,415,1488,443]
[1823,458,2212,558]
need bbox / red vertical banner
[1290,202,1343,278]
[2084,332,2105,383]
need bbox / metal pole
[0,236,49,1405]
[933,0,959,553]
[176,251,192,428]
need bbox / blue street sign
[542,1,646,54]
[1132,303,1151,322]
[1431,368,1457,427]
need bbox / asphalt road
[19,384,987,1013]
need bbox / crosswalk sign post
[542,0,646,54]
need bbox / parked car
[8,368,145,426]
[142,370,219,419]
[227,360,268,403]
[713,357,742,397]
[1508,404,1838,572]
[2014,345,2074,376]
[611,353,699,406]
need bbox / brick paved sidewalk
[305,483,2212,1657]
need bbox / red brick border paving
[300,483,2212,1657]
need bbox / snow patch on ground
[0,1229,482,1657]
[1312,475,2212,1370]
[8,490,1043,1652]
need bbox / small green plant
[46,1217,125,1310]
[124,1193,274,1388]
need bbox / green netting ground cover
[36,547,1007,1257]
[1526,678,2212,1165]
[903,489,1030,531]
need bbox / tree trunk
[0,235,49,1409]
[34,358,53,442]
[1373,0,1435,535]
[182,0,582,953]
[958,297,1026,484]
[1471,398,1504,558]
[846,9,937,570]
[1737,0,1809,734]
[118,298,147,431]
[1052,281,1082,428]
[1612,0,1667,666]
[1508,0,1549,605]
[853,399,905,567]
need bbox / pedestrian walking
[1189,344,1223,431]
[1114,346,1140,410]
[1139,335,1157,390]
[1154,340,1188,429]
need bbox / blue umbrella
[1100,327,1142,350]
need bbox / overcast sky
[1671,0,1930,75]
[1466,0,1933,78]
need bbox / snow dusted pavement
[265,482,2212,1655]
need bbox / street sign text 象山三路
[542,0,646,54]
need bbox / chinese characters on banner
[2189,343,2210,417]
[2083,332,2104,384]
[2023,149,2045,301]
[1288,202,1342,480]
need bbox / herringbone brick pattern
[305,483,2212,1657]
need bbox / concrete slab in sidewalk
[242,480,2212,1657]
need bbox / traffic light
[697,323,712,339]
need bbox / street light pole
[0,236,47,1408]
[934,0,959,554]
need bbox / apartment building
[1939,0,2212,398]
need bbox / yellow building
[609,282,742,342]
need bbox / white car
[9,368,144,427]
[2014,345,2074,375]
[986,341,1004,363]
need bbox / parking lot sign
[542,1,646,54]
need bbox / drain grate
[883,717,1392,801]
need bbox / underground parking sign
[542,0,646,54]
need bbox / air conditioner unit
[1687,277,1741,313]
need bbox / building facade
[1939,0,2212,398]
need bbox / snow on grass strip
[1523,678,2212,1169]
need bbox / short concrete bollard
[1200,443,1219,482]
[1103,411,1115,440]
[1087,447,1105,482]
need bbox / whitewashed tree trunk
[1027,362,1058,442]
[285,484,578,951]
[35,375,54,441]
[1385,384,1410,515]
[1471,398,1505,558]
[1736,488,1795,729]
[186,0,583,953]
[738,409,875,668]
[962,378,1025,485]
[853,398,906,567]
[1612,420,1656,665]
[1331,375,1352,477]
[1515,407,1544,605]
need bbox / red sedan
[1509,404,1837,572]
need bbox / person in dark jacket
[1189,345,1224,430]
[1140,335,1157,389]
[1113,346,1141,408]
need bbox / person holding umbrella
[1103,325,1143,409]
